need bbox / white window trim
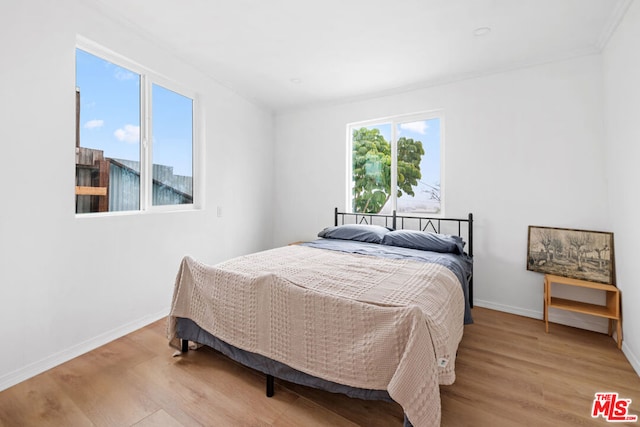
[75,35,202,217]
[346,110,445,217]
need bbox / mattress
[168,240,471,426]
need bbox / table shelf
[543,274,622,349]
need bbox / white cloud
[114,67,136,81]
[114,124,140,144]
[399,121,428,135]
[84,119,104,129]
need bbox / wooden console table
[543,274,622,349]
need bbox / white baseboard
[0,308,169,392]
[474,299,608,333]
[622,342,640,377]
[474,299,542,320]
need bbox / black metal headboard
[334,207,474,307]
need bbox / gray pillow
[381,229,465,254]
[318,224,392,244]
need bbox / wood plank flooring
[1,307,638,426]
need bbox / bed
[167,209,473,427]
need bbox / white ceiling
[93,0,632,113]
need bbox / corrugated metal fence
[76,155,192,213]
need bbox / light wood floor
[1,307,638,427]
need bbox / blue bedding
[301,239,474,324]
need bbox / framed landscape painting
[527,226,615,285]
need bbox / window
[151,84,193,207]
[75,39,196,214]
[348,112,443,215]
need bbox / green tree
[352,128,424,213]
[397,136,425,197]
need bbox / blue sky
[398,118,441,193]
[76,49,192,177]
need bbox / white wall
[603,0,640,375]
[275,55,617,337]
[2,0,637,392]
[0,0,274,390]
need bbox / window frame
[346,110,445,216]
[75,36,201,216]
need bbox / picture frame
[527,225,615,285]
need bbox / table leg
[616,320,622,350]
[544,277,549,333]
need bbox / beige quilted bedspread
[167,245,464,427]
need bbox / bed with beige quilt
[167,210,473,427]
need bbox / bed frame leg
[181,339,189,353]
[266,374,274,397]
